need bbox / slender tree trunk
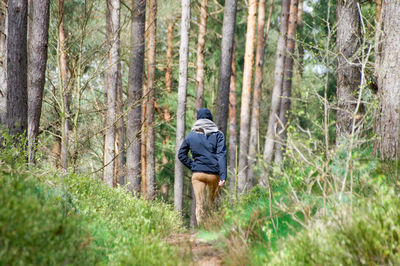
[215,0,237,136]
[228,47,237,194]
[375,1,400,160]
[116,63,125,186]
[274,0,298,165]
[7,0,28,139]
[146,0,157,199]
[165,18,175,94]
[195,0,208,112]
[297,0,304,77]
[0,1,7,125]
[27,0,50,163]
[127,0,146,194]
[262,0,290,169]
[103,0,120,187]
[237,0,258,193]
[374,0,382,75]
[247,0,274,186]
[174,0,190,212]
[57,0,69,170]
[336,0,361,141]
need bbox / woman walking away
[178,108,227,225]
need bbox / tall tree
[274,0,298,164]
[247,0,274,186]
[228,47,237,194]
[126,0,146,194]
[115,62,125,186]
[263,0,290,167]
[174,0,190,212]
[104,0,121,187]
[336,0,361,141]
[146,0,157,199]
[57,0,69,170]
[27,0,50,163]
[237,0,258,193]
[7,0,28,139]
[215,0,237,136]
[375,1,400,160]
[0,1,6,125]
[195,0,208,112]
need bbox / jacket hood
[197,108,213,121]
[192,119,219,135]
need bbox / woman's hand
[218,180,225,187]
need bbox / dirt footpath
[167,233,223,266]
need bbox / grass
[0,161,188,265]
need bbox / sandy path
[167,233,223,266]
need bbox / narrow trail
[167,232,223,266]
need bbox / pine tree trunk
[115,62,125,186]
[262,0,290,168]
[195,0,208,113]
[237,0,258,194]
[127,0,146,194]
[0,1,7,125]
[274,0,298,165]
[228,47,237,194]
[146,0,157,199]
[336,0,361,141]
[297,0,304,77]
[27,0,49,163]
[174,0,190,212]
[57,0,69,170]
[215,0,237,136]
[7,0,28,139]
[165,18,175,94]
[375,1,400,160]
[103,0,120,187]
[247,0,274,186]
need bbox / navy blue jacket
[178,130,227,181]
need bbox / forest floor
[167,232,223,266]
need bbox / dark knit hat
[197,108,213,121]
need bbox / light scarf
[191,119,219,135]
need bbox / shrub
[268,188,400,265]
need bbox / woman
[178,108,227,225]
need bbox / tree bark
[146,0,157,199]
[336,0,361,142]
[174,0,190,212]
[165,18,176,94]
[103,0,120,187]
[195,0,208,113]
[262,0,290,168]
[375,0,400,160]
[215,0,237,136]
[57,0,69,170]
[274,0,298,165]
[0,1,6,125]
[297,0,304,77]
[27,0,50,163]
[237,0,258,193]
[115,62,125,186]
[247,0,274,186]
[127,0,146,194]
[7,0,28,140]
[228,47,237,194]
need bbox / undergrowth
[0,139,187,265]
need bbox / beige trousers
[192,172,220,225]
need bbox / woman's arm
[216,132,227,181]
[178,138,194,169]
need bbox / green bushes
[268,189,400,265]
[0,165,99,265]
[0,162,185,265]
